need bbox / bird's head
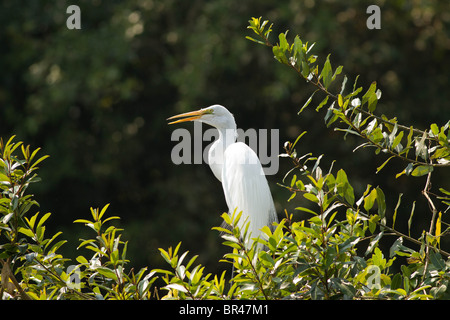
[167,104,236,130]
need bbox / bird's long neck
[208,125,237,182]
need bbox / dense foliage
[1,1,449,273]
[1,15,449,299]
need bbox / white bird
[168,105,278,248]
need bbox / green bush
[1,17,449,300]
[0,137,156,299]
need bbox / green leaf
[103,216,121,224]
[376,187,386,218]
[339,75,348,95]
[303,193,319,203]
[36,224,45,242]
[299,90,318,114]
[369,215,380,234]
[47,239,67,254]
[287,192,296,202]
[408,201,416,237]
[26,212,39,230]
[245,36,266,45]
[74,219,93,225]
[395,170,405,179]
[292,36,305,67]
[431,147,450,160]
[98,203,110,220]
[11,196,18,211]
[365,231,383,255]
[396,163,415,179]
[272,45,288,64]
[316,95,329,112]
[364,118,377,135]
[225,252,246,261]
[334,128,360,137]
[331,278,356,298]
[435,211,442,245]
[221,233,240,244]
[96,267,118,281]
[295,206,317,215]
[332,65,343,81]
[76,255,89,265]
[110,249,119,266]
[290,174,297,187]
[338,94,343,107]
[405,163,414,176]
[212,226,232,235]
[345,88,363,101]
[325,111,340,129]
[369,127,384,143]
[18,227,35,238]
[29,155,50,170]
[165,283,188,293]
[321,55,332,88]
[278,32,289,51]
[429,252,445,270]
[391,273,402,290]
[152,268,174,276]
[301,60,310,78]
[405,126,414,157]
[411,165,433,177]
[364,188,377,211]
[37,212,52,229]
[0,173,10,182]
[336,169,355,205]
[392,193,403,229]
[28,147,42,163]
[292,35,302,54]
[391,131,404,150]
[415,132,428,160]
[352,112,362,128]
[362,82,378,112]
[292,131,307,150]
[86,245,105,256]
[430,123,439,136]
[220,212,232,226]
[376,156,395,174]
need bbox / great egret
[168,105,278,247]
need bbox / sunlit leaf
[320,55,332,88]
[376,156,395,174]
[364,188,377,211]
[411,165,433,177]
[165,283,188,293]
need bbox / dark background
[1,0,449,275]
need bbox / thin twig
[0,258,32,300]
[421,154,439,280]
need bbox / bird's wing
[221,142,278,243]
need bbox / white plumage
[168,105,277,246]
[222,142,277,244]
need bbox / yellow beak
[167,109,208,125]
